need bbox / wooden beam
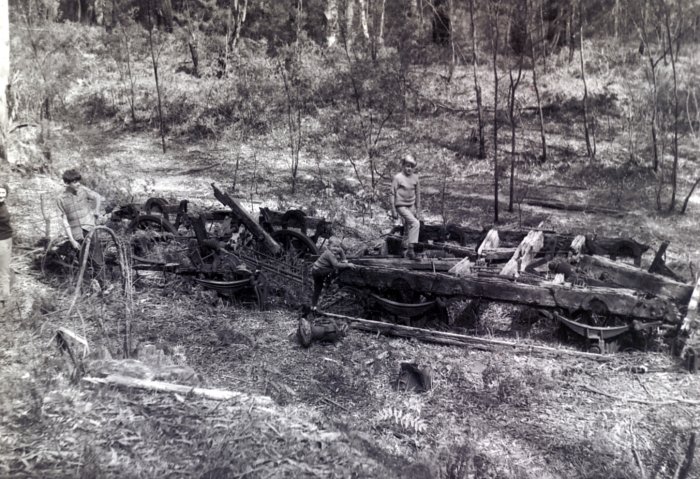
[577,255,693,305]
[83,375,275,404]
[211,184,282,255]
[337,267,680,323]
[352,257,460,271]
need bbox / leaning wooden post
[499,230,544,277]
[477,228,500,256]
[211,183,282,255]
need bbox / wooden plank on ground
[319,311,612,361]
[83,375,275,403]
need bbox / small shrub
[82,93,119,122]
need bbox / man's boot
[406,244,416,260]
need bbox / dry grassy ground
[1,120,699,479]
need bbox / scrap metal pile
[39,184,699,363]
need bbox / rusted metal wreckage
[41,184,698,361]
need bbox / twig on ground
[635,375,654,398]
[582,384,700,406]
[629,423,647,479]
[321,396,350,412]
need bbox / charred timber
[405,224,649,263]
[337,267,680,324]
[211,184,282,255]
[577,255,693,306]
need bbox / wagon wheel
[128,215,178,262]
[127,214,178,235]
[570,297,624,328]
[144,197,170,222]
[271,229,319,258]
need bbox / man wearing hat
[391,154,421,260]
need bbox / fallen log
[338,267,680,323]
[521,197,625,217]
[83,375,274,404]
[319,311,612,361]
[577,255,693,305]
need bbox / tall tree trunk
[224,0,248,76]
[378,0,386,42]
[147,2,166,153]
[567,1,575,63]
[358,0,369,39]
[227,0,248,52]
[469,0,485,158]
[539,0,547,72]
[529,0,547,163]
[638,3,661,172]
[118,24,137,123]
[0,0,9,162]
[507,10,524,214]
[345,0,355,49]
[579,1,595,161]
[39,98,51,163]
[160,0,173,32]
[325,0,339,47]
[492,2,501,224]
[432,0,450,45]
[368,0,386,60]
[664,6,680,211]
[93,0,104,25]
[447,0,455,81]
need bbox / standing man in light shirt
[391,154,421,260]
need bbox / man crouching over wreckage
[391,154,421,260]
[310,238,357,312]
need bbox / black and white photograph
[0,0,698,477]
